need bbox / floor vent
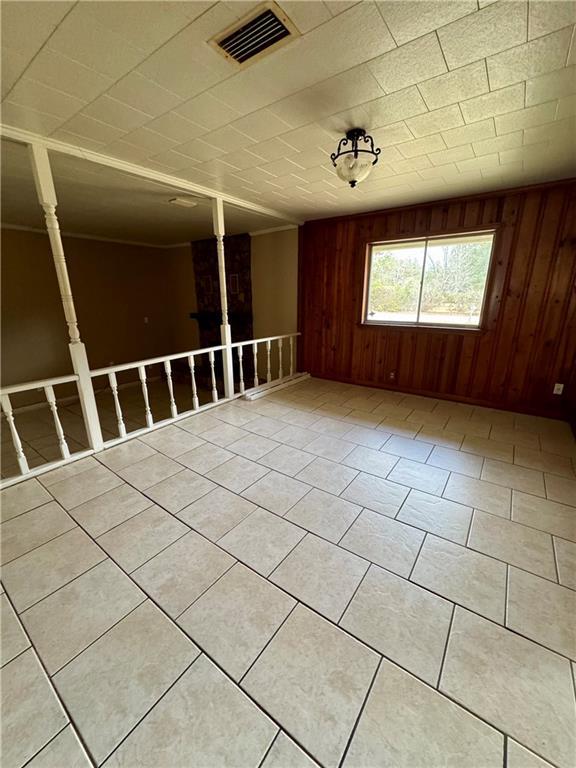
[211,3,299,67]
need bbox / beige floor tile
[227,433,279,461]
[545,473,576,506]
[69,484,152,537]
[270,534,368,622]
[207,456,269,493]
[48,464,123,509]
[507,740,555,768]
[1,501,75,565]
[1,649,68,768]
[97,505,188,573]
[428,445,483,478]
[507,567,576,659]
[515,447,575,478]
[1,528,106,612]
[445,417,491,438]
[400,395,439,412]
[145,469,215,513]
[21,559,144,674]
[132,531,234,618]
[313,416,360,438]
[397,489,472,544]
[285,488,360,542]
[342,445,398,478]
[259,444,317,476]
[374,416,419,439]
[26,726,92,768]
[341,472,408,517]
[177,442,234,474]
[281,410,322,429]
[343,659,503,768]
[106,655,275,768]
[179,563,295,679]
[412,535,506,622]
[54,601,198,764]
[345,410,384,428]
[372,404,413,421]
[97,440,157,471]
[177,487,256,541]
[246,416,286,437]
[0,478,52,522]
[340,509,424,577]
[482,459,545,497]
[489,426,541,449]
[305,435,355,462]
[512,491,576,541]
[201,423,249,446]
[416,426,464,449]
[296,457,358,495]
[406,409,449,428]
[443,473,511,517]
[38,457,99,488]
[244,472,311,522]
[262,733,319,768]
[341,565,452,685]
[273,425,318,449]
[117,453,182,490]
[554,537,576,589]
[382,435,433,461]
[177,413,222,435]
[469,510,556,580]
[440,608,576,768]
[211,405,260,427]
[139,425,204,458]
[539,434,576,459]
[243,604,378,768]
[218,508,305,576]
[388,458,449,495]
[461,435,514,462]
[0,593,30,666]
[343,426,390,450]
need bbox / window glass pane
[419,234,493,326]
[367,241,425,323]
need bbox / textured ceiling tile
[202,125,256,152]
[144,113,205,143]
[1,101,64,134]
[281,125,334,152]
[176,93,242,130]
[419,162,459,179]
[0,1,74,73]
[121,127,179,155]
[231,110,292,143]
[396,134,447,158]
[376,0,477,45]
[460,83,525,123]
[390,155,433,173]
[406,104,463,137]
[24,50,113,102]
[457,152,500,171]
[428,143,475,166]
[437,1,527,69]
[418,61,489,110]
[268,89,335,129]
[219,148,264,169]
[1,45,29,99]
[259,157,309,176]
[371,121,414,146]
[278,0,332,33]
[495,102,558,134]
[56,113,125,145]
[557,94,576,119]
[289,147,331,169]
[82,95,151,131]
[367,33,447,93]
[176,138,227,162]
[487,27,573,90]
[528,0,576,39]
[8,78,86,119]
[523,116,576,144]
[442,118,495,147]
[473,131,523,156]
[107,73,182,118]
[363,86,428,129]
[247,138,296,162]
[526,66,576,106]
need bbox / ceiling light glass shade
[330,128,381,188]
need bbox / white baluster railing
[237,345,245,395]
[1,394,29,474]
[44,384,70,459]
[230,333,300,398]
[278,338,283,380]
[138,365,154,428]
[188,355,199,411]
[266,339,272,383]
[252,342,259,388]
[164,360,178,419]
[208,350,218,403]
[108,371,126,438]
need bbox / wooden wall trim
[299,181,576,418]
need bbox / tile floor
[1,377,576,768]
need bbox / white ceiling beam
[0,123,302,226]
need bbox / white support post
[212,197,234,400]
[28,144,103,451]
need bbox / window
[364,231,495,328]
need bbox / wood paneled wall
[298,180,576,417]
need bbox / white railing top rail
[230,332,300,348]
[0,373,79,396]
[90,343,228,378]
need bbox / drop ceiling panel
[1,0,575,223]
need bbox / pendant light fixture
[330,128,381,188]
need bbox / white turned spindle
[238,345,245,394]
[252,343,259,388]
[208,351,218,403]
[188,355,200,410]
[266,340,272,383]
[44,384,70,459]
[138,365,154,427]
[278,338,283,379]
[164,360,178,418]
[289,336,294,376]
[42,204,80,343]
[1,395,29,474]
[109,371,126,438]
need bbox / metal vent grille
[217,8,292,63]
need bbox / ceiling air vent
[211,2,299,67]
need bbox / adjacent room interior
[1,1,575,767]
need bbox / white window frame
[363,229,497,330]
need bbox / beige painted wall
[250,228,298,338]
[1,228,199,387]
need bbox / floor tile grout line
[407,532,428,582]
[1,586,97,768]
[337,656,383,768]
[336,560,372,625]
[435,603,456,690]
[1,519,78,568]
[0,642,32,670]
[256,730,282,768]
[238,602,299,686]
[504,564,510,627]
[20,723,72,768]
[173,558,238,622]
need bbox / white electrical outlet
[553,383,564,395]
